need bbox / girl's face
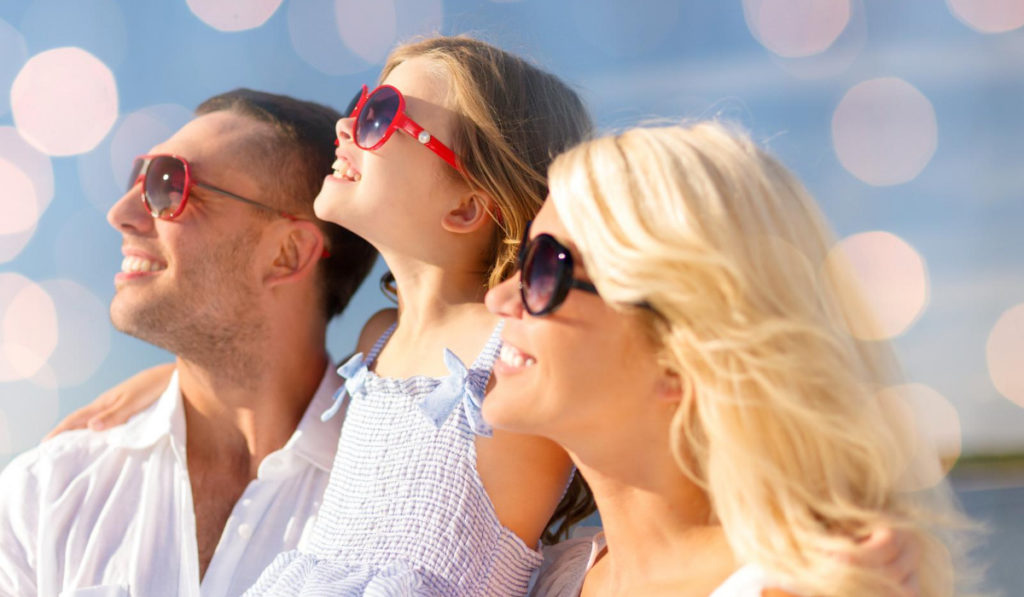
[484,201,672,446]
[314,56,468,249]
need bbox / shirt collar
[105,364,343,473]
[275,362,343,472]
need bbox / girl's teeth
[331,159,361,181]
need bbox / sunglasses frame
[129,154,297,221]
[347,84,463,174]
[518,221,599,316]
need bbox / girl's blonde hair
[381,35,594,290]
[380,35,596,544]
[547,122,980,596]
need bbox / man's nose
[107,180,154,234]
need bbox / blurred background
[0,0,1021,593]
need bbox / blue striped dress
[245,322,542,596]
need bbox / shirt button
[237,523,253,540]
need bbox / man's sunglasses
[127,154,298,221]
[342,84,462,173]
[517,221,600,316]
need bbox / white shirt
[0,366,345,597]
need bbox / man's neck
[175,346,328,580]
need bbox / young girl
[230,35,596,596]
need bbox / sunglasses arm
[394,115,462,173]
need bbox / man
[0,90,377,596]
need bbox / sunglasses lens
[523,236,565,314]
[355,86,400,149]
[144,156,187,218]
[344,87,362,117]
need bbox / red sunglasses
[128,154,298,221]
[342,84,462,173]
[127,154,330,257]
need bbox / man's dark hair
[196,89,376,319]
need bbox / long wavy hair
[547,122,981,595]
[380,35,597,544]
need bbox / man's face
[107,111,276,364]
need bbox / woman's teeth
[500,344,536,368]
[331,158,361,182]
[121,256,166,273]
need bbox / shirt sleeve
[0,450,42,596]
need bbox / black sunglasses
[517,221,600,316]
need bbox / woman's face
[314,55,467,248]
[484,201,671,446]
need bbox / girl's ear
[441,190,499,234]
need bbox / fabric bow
[418,348,492,437]
[321,352,369,422]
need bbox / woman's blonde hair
[380,35,594,290]
[547,122,980,596]
[380,35,596,544]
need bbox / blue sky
[1,0,1022,467]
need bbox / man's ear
[441,190,499,234]
[265,220,324,287]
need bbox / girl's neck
[371,252,496,379]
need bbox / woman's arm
[44,363,175,438]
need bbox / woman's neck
[571,436,738,595]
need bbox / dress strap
[365,322,398,368]
[466,320,504,396]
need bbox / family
[0,35,974,597]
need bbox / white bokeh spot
[41,280,112,388]
[826,231,929,340]
[335,0,399,64]
[744,0,851,58]
[11,47,119,157]
[987,303,1024,407]
[0,273,59,382]
[0,159,38,235]
[0,127,54,263]
[832,77,938,186]
[948,0,1024,33]
[187,0,283,32]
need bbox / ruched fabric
[246,322,543,597]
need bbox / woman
[484,122,976,596]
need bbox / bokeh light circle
[744,0,851,58]
[0,127,53,263]
[40,280,111,388]
[878,383,962,491]
[187,0,283,32]
[987,303,1024,407]
[0,273,58,382]
[0,18,29,118]
[11,47,119,157]
[287,0,373,76]
[336,0,398,64]
[0,159,38,235]
[825,231,929,340]
[832,77,938,186]
[948,0,1024,34]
